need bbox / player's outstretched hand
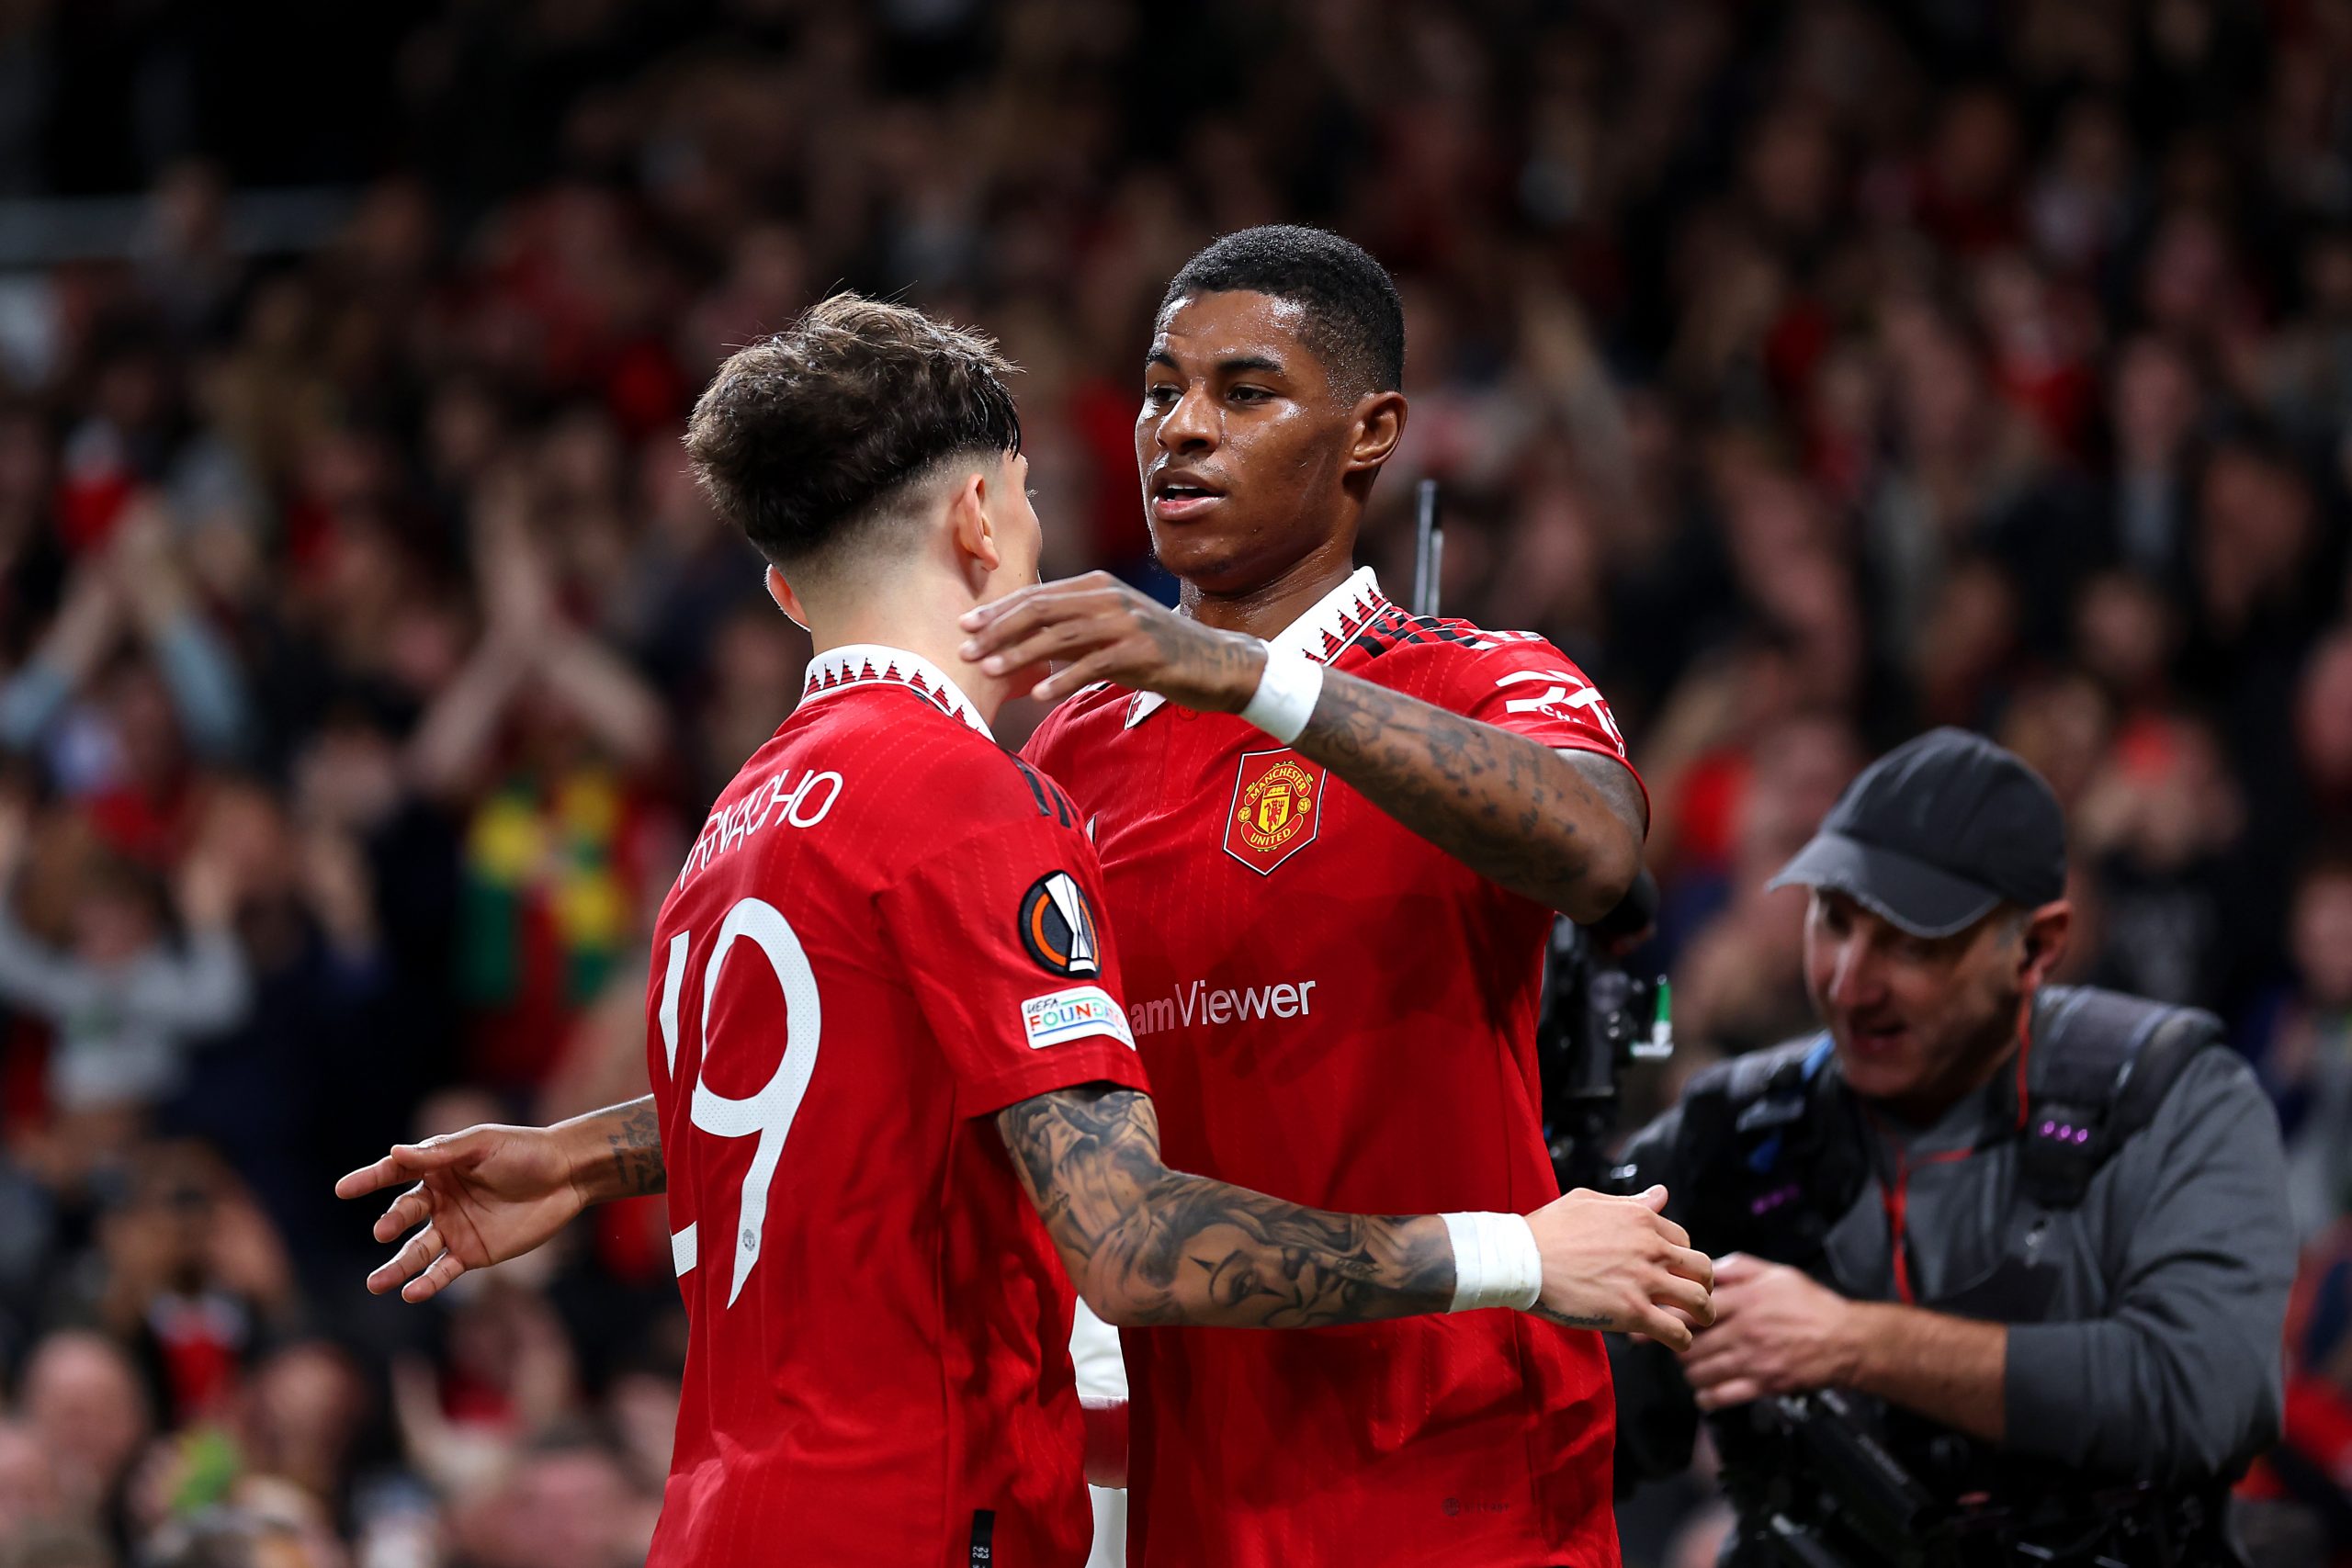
[334,1124,585,1303]
[1523,1184,1714,1349]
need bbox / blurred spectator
[0,795,249,1168]
[0,505,254,803]
[2073,712,2257,1011]
[2300,627,2352,832]
[140,1505,326,1568]
[51,1143,300,1430]
[2250,859,2352,1242]
[0,1526,113,1568]
[445,1430,656,1568]
[240,1342,369,1520]
[21,1329,152,1530]
[408,471,670,1092]
[2243,1219,2352,1565]
[1669,713,1863,1061]
[153,780,391,1256]
[0,1419,69,1538]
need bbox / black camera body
[1536,871,1671,1193]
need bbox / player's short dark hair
[684,293,1021,570]
[1160,226,1406,396]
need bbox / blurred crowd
[0,1,2350,1564]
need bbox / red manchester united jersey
[645,644,1148,1568]
[1023,569,1644,1568]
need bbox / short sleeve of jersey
[876,812,1149,1119]
[1435,634,1627,757]
[1429,633,1648,817]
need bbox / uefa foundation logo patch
[1020,984,1136,1050]
[1224,749,1325,874]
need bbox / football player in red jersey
[955,227,1657,1565]
[337,294,1709,1568]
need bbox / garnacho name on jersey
[676,765,842,886]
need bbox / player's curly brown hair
[684,293,1021,570]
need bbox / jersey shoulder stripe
[1345,604,1528,660]
[1010,755,1075,827]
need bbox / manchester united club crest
[1224,750,1326,874]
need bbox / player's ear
[1347,390,1407,476]
[765,565,811,631]
[949,469,1003,575]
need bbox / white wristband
[1439,1211,1544,1313]
[1238,642,1324,745]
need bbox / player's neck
[1177,536,1358,640]
[805,598,1014,726]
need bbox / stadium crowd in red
[0,2,2349,1564]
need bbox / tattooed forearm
[564,1095,664,1201]
[606,1095,665,1196]
[1293,670,1643,920]
[998,1085,1455,1329]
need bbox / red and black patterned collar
[800,643,994,740]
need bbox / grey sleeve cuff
[2002,1311,2278,1483]
[2002,1319,2105,1469]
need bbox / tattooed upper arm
[996,1083,1455,1329]
[1291,668,1641,919]
[1564,748,1648,840]
[996,1083,1166,1256]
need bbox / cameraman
[1613,728,2295,1566]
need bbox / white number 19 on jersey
[656,897,822,1307]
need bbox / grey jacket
[1616,1006,2295,1487]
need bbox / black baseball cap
[1767,728,2067,938]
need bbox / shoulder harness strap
[2018,985,2225,1209]
[1674,1034,1862,1261]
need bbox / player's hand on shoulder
[960,570,1265,710]
[1523,1183,1714,1349]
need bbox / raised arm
[999,1081,1712,1337]
[957,573,1642,920]
[0,565,122,753]
[110,505,254,761]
